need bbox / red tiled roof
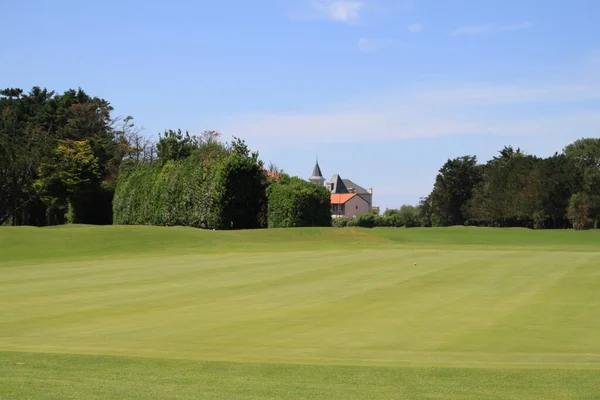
[331,193,356,204]
[264,169,281,179]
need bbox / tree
[418,196,434,227]
[564,138,600,170]
[429,155,482,226]
[156,129,198,162]
[0,87,55,225]
[464,147,550,228]
[34,139,101,223]
[532,154,583,229]
[398,205,420,227]
[0,86,135,226]
[266,176,332,228]
[567,192,596,230]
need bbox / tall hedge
[211,153,268,230]
[112,151,267,229]
[266,176,332,228]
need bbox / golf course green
[1,225,599,399]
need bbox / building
[309,159,376,219]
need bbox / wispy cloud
[281,0,410,26]
[357,38,377,52]
[407,23,423,33]
[311,0,363,23]
[450,21,533,36]
[214,80,600,147]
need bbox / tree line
[1,86,331,229]
[418,142,600,230]
[0,86,139,226]
[3,86,597,231]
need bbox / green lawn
[1,225,599,399]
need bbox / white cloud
[450,21,533,36]
[281,0,410,26]
[407,23,423,33]
[213,81,600,147]
[357,38,376,52]
[311,0,363,23]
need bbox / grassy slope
[1,225,600,399]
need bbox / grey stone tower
[309,158,325,186]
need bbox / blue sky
[2,0,600,211]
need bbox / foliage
[346,217,358,227]
[465,150,542,228]
[114,137,270,230]
[374,206,417,228]
[34,140,100,202]
[0,86,128,226]
[429,155,482,226]
[398,205,420,227]
[424,142,598,230]
[266,175,332,228]
[332,217,351,227]
[114,158,217,228]
[212,152,268,230]
[567,192,596,230]
[381,209,403,227]
[373,215,391,227]
[564,138,600,224]
[156,129,199,162]
[355,213,375,228]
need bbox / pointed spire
[309,157,325,185]
[311,158,323,178]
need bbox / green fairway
[1,225,600,399]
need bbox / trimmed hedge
[266,176,332,228]
[113,151,267,230]
[211,153,268,230]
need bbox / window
[332,204,345,215]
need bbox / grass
[1,225,600,398]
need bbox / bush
[374,215,393,227]
[380,206,422,227]
[332,217,351,227]
[266,176,332,228]
[398,205,420,227]
[212,153,268,230]
[113,146,268,230]
[346,217,358,227]
[355,213,375,228]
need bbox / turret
[309,159,325,186]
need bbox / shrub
[332,217,351,227]
[113,146,268,229]
[212,153,268,230]
[266,176,332,228]
[346,217,358,227]
[374,215,392,227]
[355,213,375,228]
[398,205,420,228]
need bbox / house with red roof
[308,160,374,219]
